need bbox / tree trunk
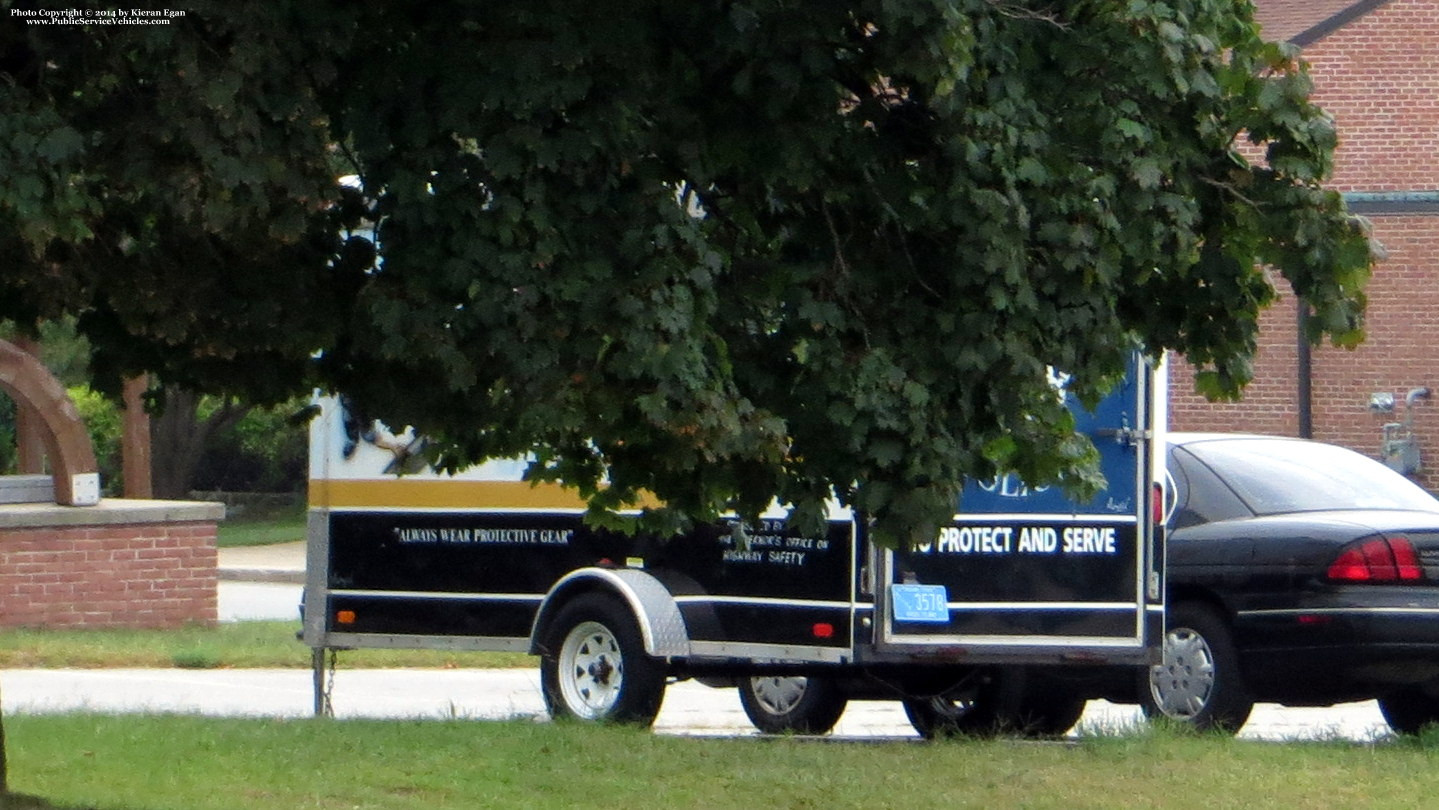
[120,375,153,498]
[150,389,249,500]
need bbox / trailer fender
[529,568,691,659]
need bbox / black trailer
[302,355,1165,736]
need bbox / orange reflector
[336,610,356,625]
[812,623,835,639]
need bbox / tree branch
[984,0,1069,28]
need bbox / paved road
[0,663,1393,743]
[218,581,303,623]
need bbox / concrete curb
[218,568,305,584]
[216,540,304,584]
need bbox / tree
[147,389,243,499]
[0,1,1380,790]
[3,0,1370,545]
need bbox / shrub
[68,384,123,494]
[192,398,309,493]
[0,394,15,474]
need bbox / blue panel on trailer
[959,356,1144,517]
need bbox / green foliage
[66,384,121,494]
[0,0,355,404]
[194,398,309,492]
[0,0,1374,545]
[0,394,14,474]
[0,318,90,385]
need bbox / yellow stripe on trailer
[309,478,594,510]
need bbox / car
[1144,432,1439,734]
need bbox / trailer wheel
[540,593,666,725]
[903,669,1081,739]
[903,671,1014,739]
[739,676,848,735]
[1012,691,1087,737]
[903,693,999,738]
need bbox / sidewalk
[217,540,305,584]
[0,668,922,735]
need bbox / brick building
[1169,0,1439,489]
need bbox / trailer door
[874,353,1164,665]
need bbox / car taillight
[1393,537,1424,580]
[1327,536,1424,583]
[1152,482,1164,525]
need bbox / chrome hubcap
[1150,627,1217,719]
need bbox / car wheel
[738,675,848,734]
[540,593,666,725]
[1379,688,1439,735]
[1141,601,1253,733]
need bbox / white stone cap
[0,499,225,529]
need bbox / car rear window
[1182,438,1439,516]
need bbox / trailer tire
[739,676,848,735]
[1012,691,1087,737]
[903,694,1000,739]
[903,669,1083,739]
[903,672,1016,739]
[540,593,666,725]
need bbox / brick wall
[1170,275,1302,438]
[0,501,221,629]
[1170,0,1439,487]
[1173,216,1439,487]
[1300,0,1439,192]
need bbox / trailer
[302,354,1165,736]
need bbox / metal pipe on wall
[1297,299,1312,439]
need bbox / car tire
[738,676,848,735]
[1141,601,1253,733]
[1378,688,1439,735]
[540,593,666,725]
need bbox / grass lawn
[6,715,1439,810]
[0,621,532,670]
[216,502,307,548]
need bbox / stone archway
[0,339,99,505]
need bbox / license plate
[891,583,950,624]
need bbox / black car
[1145,433,1439,734]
